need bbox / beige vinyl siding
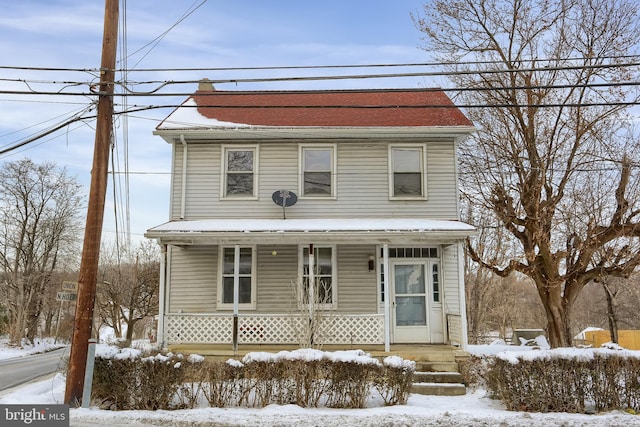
[253,244,379,314]
[169,144,183,218]
[167,243,380,314]
[255,245,298,313]
[168,245,217,313]
[335,245,378,313]
[442,244,461,315]
[426,141,458,214]
[169,139,459,221]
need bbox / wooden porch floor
[167,343,470,365]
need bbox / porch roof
[145,218,475,245]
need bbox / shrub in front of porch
[91,346,193,410]
[90,346,415,410]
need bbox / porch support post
[157,244,168,347]
[307,244,316,345]
[457,242,469,350]
[233,244,240,352]
[383,243,390,352]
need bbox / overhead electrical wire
[0,106,95,156]
[122,0,208,69]
[2,53,639,73]
[0,56,638,157]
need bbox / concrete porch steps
[410,371,467,396]
[408,357,467,396]
[411,381,467,396]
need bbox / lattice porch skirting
[164,313,385,345]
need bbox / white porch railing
[164,313,384,345]
[446,314,463,346]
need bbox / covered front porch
[146,218,475,351]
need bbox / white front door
[391,260,443,343]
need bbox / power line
[2,53,639,74]
[1,57,639,96]
[0,57,638,156]
[0,107,95,156]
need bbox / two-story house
[145,81,475,352]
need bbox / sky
[0,0,434,247]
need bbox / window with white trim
[218,246,256,309]
[222,146,258,198]
[432,262,440,303]
[389,145,426,198]
[299,245,336,308]
[300,145,336,197]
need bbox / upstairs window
[389,145,426,199]
[223,146,258,198]
[300,145,336,197]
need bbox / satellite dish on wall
[272,190,297,219]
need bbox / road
[0,347,68,392]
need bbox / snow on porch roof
[156,87,474,130]
[145,218,476,244]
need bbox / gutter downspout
[179,134,188,219]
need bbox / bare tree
[415,0,640,347]
[0,159,83,343]
[573,274,640,343]
[97,240,159,342]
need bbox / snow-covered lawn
[1,338,639,426]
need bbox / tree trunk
[603,282,619,344]
[539,283,572,348]
[126,319,136,341]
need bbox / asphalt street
[0,347,68,392]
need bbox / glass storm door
[391,261,444,343]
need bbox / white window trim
[220,145,259,200]
[217,245,257,310]
[388,143,428,200]
[297,244,337,310]
[298,143,337,199]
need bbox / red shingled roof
[186,88,473,128]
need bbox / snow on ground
[1,337,640,426]
[0,336,66,360]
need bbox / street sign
[56,292,77,302]
[62,281,78,291]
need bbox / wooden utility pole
[64,0,119,406]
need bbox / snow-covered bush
[487,348,640,413]
[91,344,202,410]
[458,354,490,391]
[373,356,416,406]
[91,346,415,411]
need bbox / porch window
[300,245,336,308]
[432,262,440,303]
[222,146,258,198]
[218,246,256,309]
[389,145,426,199]
[300,145,336,197]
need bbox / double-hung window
[222,146,258,198]
[300,145,336,198]
[389,145,427,199]
[218,246,256,309]
[300,245,336,308]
